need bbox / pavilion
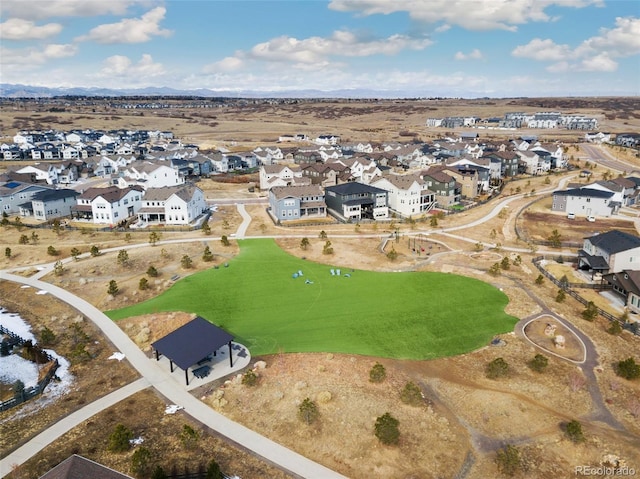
[151,316,234,385]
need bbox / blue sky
[1,0,638,97]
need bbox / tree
[300,237,310,250]
[564,419,585,443]
[179,424,200,449]
[13,379,25,399]
[500,257,510,270]
[555,289,566,303]
[430,215,438,227]
[400,381,423,406]
[130,446,152,476]
[322,240,333,255]
[616,357,640,380]
[242,369,258,386]
[490,229,497,239]
[201,221,211,235]
[205,459,224,479]
[40,326,56,345]
[222,218,230,229]
[149,231,160,246]
[70,247,81,261]
[354,222,361,233]
[0,211,8,226]
[374,412,400,445]
[486,357,509,379]
[147,265,159,277]
[139,277,149,290]
[14,216,23,231]
[498,207,508,219]
[47,245,59,256]
[151,466,168,479]
[181,254,193,269]
[369,362,386,383]
[53,260,64,276]
[548,229,562,248]
[535,274,544,285]
[607,320,623,335]
[90,245,101,257]
[107,280,119,296]
[221,235,230,247]
[202,245,214,262]
[386,247,398,261]
[527,354,549,373]
[30,231,39,244]
[298,397,319,425]
[4,247,11,259]
[108,423,133,452]
[52,219,62,235]
[18,234,29,245]
[581,301,598,321]
[474,242,484,252]
[488,262,501,276]
[319,230,327,239]
[117,249,129,266]
[495,444,522,476]
[513,255,522,266]
[125,233,132,243]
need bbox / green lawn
[106,239,518,359]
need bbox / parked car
[567,212,576,219]
[587,215,596,222]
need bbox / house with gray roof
[72,185,143,224]
[579,230,640,277]
[268,184,326,222]
[0,181,52,214]
[602,270,640,315]
[552,187,619,218]
[18,188,79,221]
[371,173,435,218]
[325,182,388,221]
[38,454,133,479]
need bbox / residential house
[436,166,481,199]
[482,151,519,178]
[137,185,206,225]
[38,454,134,479]
[325,182,388,221]
[209,152,229,173]
[19,188,79,220]
[301,162,352,187]
[72,185,143,224]
[551,187,618,218]
[616,133,640,148]
[583,180,624,208]
[421,169,460,208]
[15,164,58,184]
[584,132,611,144]
[371,173,436,218]
[268,184,327,222]
[259,164,306,190]
[579,230,640,277]
[0,181,52,214]
[516,150,549,175]
[121,161,185,189]
[315,134,340,145]
[609,177,638,206]
[602,270,640,314]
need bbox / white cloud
[247,30,432,64]
[328,0,603,31]
[0,18,62,40]
[0,0,135,20]
[95,53,165,78]
[454,49,483,60]
[76,6,172,44]
[512,17,639,72]
[0,43,77,66]
[203,56,245,73]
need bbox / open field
[106,239,518,359]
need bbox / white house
[259,164,305,190]
[137,185,206,225]
[551,187,618,218]
[121,161,184,189]
[372,174,436,218]
[579,230,640,275]
[73,186,143,224]
[15,164,58,184]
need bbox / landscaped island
[107,239,517,359]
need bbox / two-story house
[579,230,640,278]
[268,185,327,222]
[259,164,306,190]
[72,186,143,224]
[552,187,617,218]
[325,182,388,222]
[19,188,79,221]
[137,185,206,225]
[421,169,460,208]
[371,174,436,218]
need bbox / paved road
[0,271,348,479]
[581,144,639,174]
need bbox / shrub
[202,246,214,262]
[386,247,398,261]
[90,245,100,256]
[399,381,423,406]
[486,357,509,379]
[527,354,549,373]
[488,263,501,276]
[148,231,160,246]
[500,257,510,270]
[117,249,129,266]
[179,424,200,449]
[555,289,566,303]
[616,357,640,380]
[369,362,386,383]
[495,444,522,476]
[322,240,333,255]
[139,277,149,290]
[201,221,211,235]
[108,424,133,452]
[130,446,152,476]
[206,459,224,479]
[535,274,544,285]
[147,265,159,277]
[581,301,598,322]
[53,260,64,276]
[47,245,59,256]
[4,247,11,258]
[564,419,585,443]
[374,412,400,445]
[70,247,81,261]
[107,280,119,296]
[319,230,327,239]
[181,255,193,269]
[40,326,56,345]
[607,320,622,335]
[242,369,258,386]
[221,235,230,246]
[298,397,319,425]
[300,237,310,250]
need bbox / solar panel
[5,181,20,189]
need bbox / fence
[0,324,60,412]
[531,256,636,330]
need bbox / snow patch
[108,352,126,361]
[36,290,48,295]
[165,404,184,414]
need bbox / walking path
[0,271,348,479]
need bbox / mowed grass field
[106,239,518,359]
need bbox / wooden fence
[0,325,60,412]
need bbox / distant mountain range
[0,83,449,99]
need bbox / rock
[318,364,326,372]
[78,278,87,285]
[326,353,334,360]
[73,315,83,323]
[254,360,267,370]
[317,391,332,403]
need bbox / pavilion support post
[170,360,174,373]
[228,341,233,368]
[155,350,159,361]
[185,369,189,386]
